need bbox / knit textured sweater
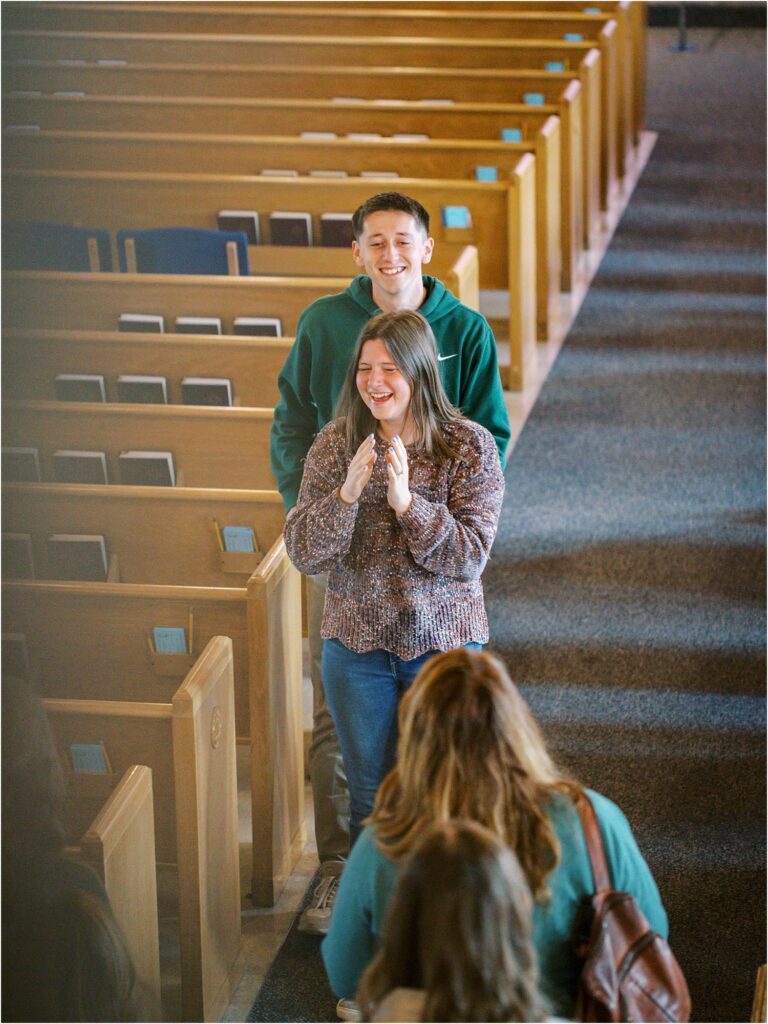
[283,417,505,659]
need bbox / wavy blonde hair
[369,648,583,902]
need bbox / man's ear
[421,237,435,264]
[352,240,365,267]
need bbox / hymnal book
[2,447,41,482]
[545,61,566,71]
[233,316,282,337]
[152,626,188,653]
[10,90,43,97]
[360,171,400,179]
[98,58,127,65]
[54,373,106,402]
[118,451,176,487]
[475,166,499,182]
[2,534,35,579]
[524,92,545,106]
[180,377,233,407]
[320,213,355,248]
[501,128,523,143]
[299,131,337,140]
[5,125,41,133]
[564,32,583,41]
[222,526,256,552]
[309,170,348,179]
[70,742,112,774]
[270,211,313,247]
[54,90,85,97]
[217,209,261,244]
[47,533,108,582]
[260,168,299,177]
[346,132,383,141]
[417,98,455,106]
[441,206,472,229]
[2,633,32,680]
[118,313,166,333]
[175,316,222,335]
[390,133,430,142]
[116,375,168,404]
[53,450,108,485]
[56,58,86,65]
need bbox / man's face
[352,209,434,311]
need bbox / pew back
[45,635,241,1022]
[68,765,161,1010]
[3,328,291,408]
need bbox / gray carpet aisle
[249,28,766,1024]
[484,28,766,1024]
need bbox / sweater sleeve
[283,425,359,576]
[321,827,382,1000]
[396,424,505,582]
[270,311,320,513]
[458,317,511,467]
[590,790,669,938]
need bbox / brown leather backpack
[572,795,691,1023]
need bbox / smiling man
[269,191,510,941]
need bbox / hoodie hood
[345,275,461,324]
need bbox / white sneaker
[336,997,362,1022]
[298,859,344,935]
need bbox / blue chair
[117,227,250,276]
[2,222,113,272]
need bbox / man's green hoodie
[270,275,511,511]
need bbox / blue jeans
[322,638,481,847]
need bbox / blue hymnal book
[475,166,498,182]
[222,526,256,552]
[501,128,523,143]
[153,626,188,653]
[70,742,110,774]
[545,61,565,72]
[441,206,471,229]
[564,33,583,41]
[524,93,546,106]
[583,8,601,14]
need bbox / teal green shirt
[270,275,511,511]
[321,789,668,1018]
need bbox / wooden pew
[5,560,304,908]
[2,399,274,490]
[2,28,618,207]
[2,3,627,181]
[4,117,567,319]
[3,60,597,251]
[2,165,537,386]
[2,482,285,588]
[44,636,241,1022]
[2,328,290,408]
[64,764,161,1014]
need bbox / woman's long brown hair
[335,309,463,461]
[369,648,583,903]
[357,820,549,1023]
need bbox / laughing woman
[283,309,505,845]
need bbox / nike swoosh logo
[437,353,457,362]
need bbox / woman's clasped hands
[338,434,412,515]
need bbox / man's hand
[339,434,377,505]
[386,435,412,515]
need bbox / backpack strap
[576,793,612,894]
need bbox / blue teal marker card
[474,166,498,182]
[70,742,110,774]
[501,128,522,143]
[441,206,471,229]
[524,92,545,106]
[545,61,565,72]
[153,626,188,653]
[564,33,583,41]
[222,526,256,552]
